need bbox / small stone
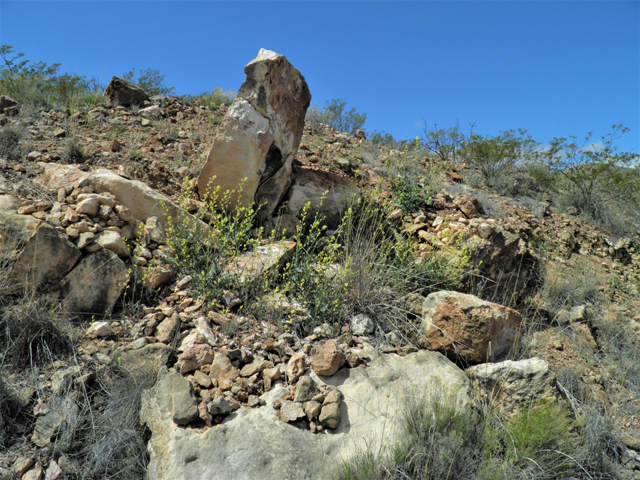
[76,198,100,216]
[86,321,112,338]
[319,402,341,429]
[350,314,375,336]
[279,400,305,423]
[312,340,346,377]
[207,395,233,415]
[294,376,317,403]
[323,388,341,405]
[303,400,322,420]
[11,457,34,476]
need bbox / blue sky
[1,1,638,153]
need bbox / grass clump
[0,295,74,365]
[73,363,156,480]
[342,397,620,480]
[0,124,24,160]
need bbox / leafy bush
[390,175,432,214]
[420,120,474,163]
[0,45,101,110]
[123,67,175,96]
[461,129,539,194]
[306,99,367,136]
[541,124,640,227]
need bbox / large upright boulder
[103,77,150,108]
[198,49,311,220]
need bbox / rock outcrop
[103,77,150,108]
[421,290,522,363]
[198,49,311,220]
[141,350,470,480]
[286,166,361,229]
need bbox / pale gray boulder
[141,350,470,480]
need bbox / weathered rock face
[141,351,470,480]
[421,291,522,363]
[9,224,81,291]
[0,95,20,115]
[463,223,540,304]
[88,169,182,229]
[58,248,128,317]
[103,77,150,108]
[286,166,361,229]
[198,49,311,220]
[466,357,560,408]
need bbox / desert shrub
[541,125,640,228]
[420,120,474,163]
[313,98,367,136]
[123,67,175,96]
[368,129,399,148]
[185,87,236,109]
[340,389,485,480]
[0,124,23,160]
[279,197,470,337]
[390,174,432,214]
[305,104,328,135]
[0,45,101,110]
[63,138,86,164]
[461,129,539,195]
[162,179,260,305]
[539,259,604,311]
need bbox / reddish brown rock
[312,340,346,377]
[421,291,521,363]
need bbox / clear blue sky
[1,1,638,153]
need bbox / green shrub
[541,124,640,231]
[461,129,539,194]
[123,67,175,96]
[0,45,101,110]
[420,120,474,163]
[390,175,431,214]
[318,98,367,136]
[0,124,23,160]
[340,389,485,480]
[162,179,260,306]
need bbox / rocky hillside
[1,50,640,480]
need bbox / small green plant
[390,175,431,214]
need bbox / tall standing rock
[198,49,311,220]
